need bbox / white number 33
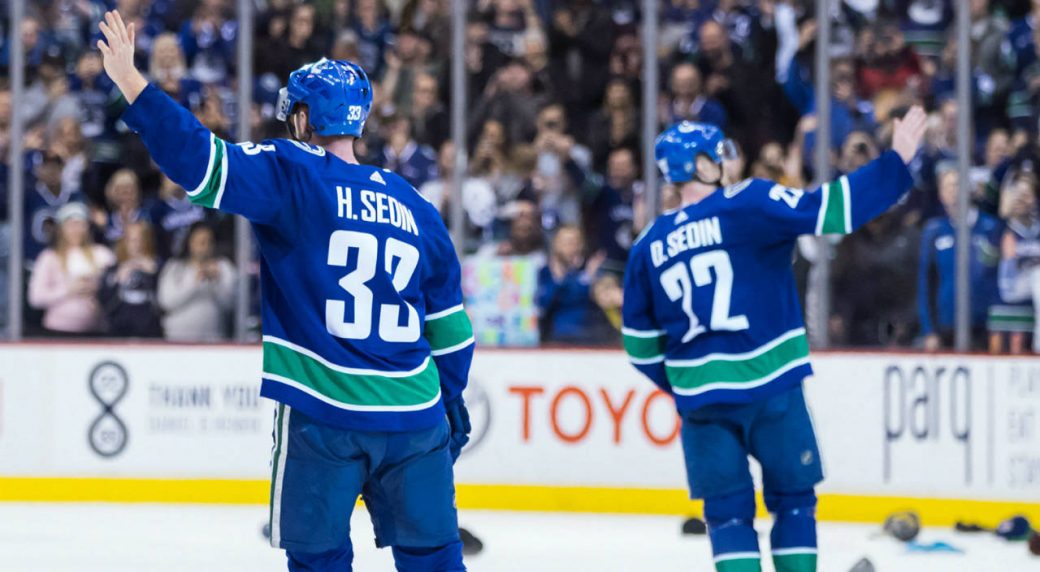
[240,142,275,155]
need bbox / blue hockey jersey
[622,151,913,411]
[123,84,474,432]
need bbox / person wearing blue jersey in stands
[97,10,471,572]
[622,108,927,572]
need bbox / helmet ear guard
[275,87,292,122]
[277,87,313,142]
[717,139,739,162]
[691,139,738,186]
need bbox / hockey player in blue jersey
[98,11,471,571]
[622,107,927,572]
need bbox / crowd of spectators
[1,0,1040,352]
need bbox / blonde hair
[149,33,186,83]
[54,216,97,271]
[116,221,157,264]
[104,168,140,207]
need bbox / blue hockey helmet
[654,121,738,184]
[276,58,372,138]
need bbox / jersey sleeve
[754,150,914,239]
[621,240,672,394]
[121,83,293,225]
[420,210,474,402]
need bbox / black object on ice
[1028,530,1040,555]
[848,557,875,572]
[883,511,921,542]
[459,527,484,555]
[954,521,987,533]
[681,517,708,535]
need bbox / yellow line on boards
[0,477,268,505]
[0,477,1036,527]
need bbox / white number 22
[326,231,420,343]
[660,251,749,343]
[768,184,804,208]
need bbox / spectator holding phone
[28,203,115,336]
[158,222,235,341]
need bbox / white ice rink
[0,503,1035,571]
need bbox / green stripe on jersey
[623,331,666,360]
[715,556,762,572]
[424,307,474,352]
[187,135,227,209]
[773,552,816,572]
[665,330,810,394]
[262,340,440,408]
[818,178,849,235]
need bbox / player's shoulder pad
[380,168,423,198]
[265,138,328,159]
[634,207,678,247]
[722,178,776,200]
[230,139,327,166]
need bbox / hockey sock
[391,541,466,572]
[286,545,354,572]
[765,489,817,572]
[705,489,761,572]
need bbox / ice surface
[0,503,1034,571]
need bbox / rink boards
[0,344,1037,525]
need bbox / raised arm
[97,10,291,225]
[758,106,928,239]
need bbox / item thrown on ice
[954,521,987,533]
[995,515,1032,541]
[848,557,875,572]
[1029,530,1040,555]
[681,517,707,535]
[459,527,484,555]
[883,511,921,542]
[907,540,964,553]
